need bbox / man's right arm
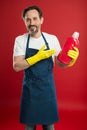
[13,45,56,72]
[13,55,30,72]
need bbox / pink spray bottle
[58,32,80,64]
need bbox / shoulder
[42,32,58,39]
[14,33,29,51]
[13,33,28,56]
[42,32,59,44]
[15,33,28,42]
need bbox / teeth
[31,28,35,31]
[30,27,36,31]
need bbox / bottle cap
[72,32,79,39]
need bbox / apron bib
[20,33,59,125]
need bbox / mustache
[28,25,37,29]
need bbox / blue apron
[20,33,59,125]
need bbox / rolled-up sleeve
[13,36,26,56]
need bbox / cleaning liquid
[58,32,79,64]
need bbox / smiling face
[24,9,44,37]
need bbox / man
[13,6,79,130]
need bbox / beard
[28,25,39,35]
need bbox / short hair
[22,5,43,19]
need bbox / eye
[25,18,30,22]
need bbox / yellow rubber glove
[67,47,79,67]
[26,45,56,66]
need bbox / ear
[41,17,44,24]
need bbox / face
[24,9,43,36]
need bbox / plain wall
[0,0,87,129]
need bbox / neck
[30,31,42,38]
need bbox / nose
[30,19,34,25]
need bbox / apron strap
[25,33,50,58]
[41,33,50,50]
[25,34,30,58]
[26,33,50,50]
[26,34,30,49]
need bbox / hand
[37,45,56,60]
[67,47,79,67]
[26,45,56,66]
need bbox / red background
[0,0,87,130]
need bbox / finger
[68,47,79,54]
[73,47,79,52]
[45,49,56,55]
[68,50,77,56]
[40,45,46,51]
[68,51,79,59]
[47,49,56,53]
[68,53,76,59]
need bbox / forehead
[25,9,39,18]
